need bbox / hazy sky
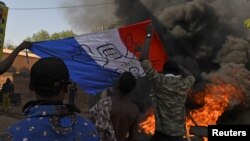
[2,0,72,46]
[3,0,249,46]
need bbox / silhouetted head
[29,57,69,99]
[163,60,182,76]
[5,78,11,83]
[117,72,137,95]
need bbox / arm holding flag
[140,23,153,62]
[0,41,31,74]
[139,23,195,92]
[140,23,162,81]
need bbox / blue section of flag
[31,37,120,95]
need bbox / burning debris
[185,83,245,129]
[139,83,245,136]
[203,63,250,108]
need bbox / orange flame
[139,107,155,135]
[186,84,244,130]
[139,114,155,135]
[140,84,244,136]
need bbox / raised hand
[16,41,32,51]
[146,23,154,38]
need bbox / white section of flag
[75,29,145,77]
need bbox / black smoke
[112,0,250,110]
[114,0,249,72]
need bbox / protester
[139,24,195,141]
[68,82,77,104]
[2,78,14,112]
[89,72,140,141]
[0,41,31,75]
[0,57,99,141]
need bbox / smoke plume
[216,36,250,65]
[62,0,117,33]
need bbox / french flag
[31,20,167,95]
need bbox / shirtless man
[89,72,140,141]
[111,72,140,141]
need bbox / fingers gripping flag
[31,20,168,95]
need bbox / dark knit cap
[163,60,182,76]
[30,57,69,97]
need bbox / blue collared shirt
[0,104,99,141]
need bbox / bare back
[111,96,140,141]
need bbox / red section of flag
[118,20,168,72]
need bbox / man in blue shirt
[0,57,99,141]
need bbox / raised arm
[139,23,162,81]
[0,41,31,74]
[139,23,153,62]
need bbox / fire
[139,84,244,137]
[139,114,155,135]
[186,84,244,130]
[139,107,155,135]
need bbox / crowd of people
[0,28,204,141]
